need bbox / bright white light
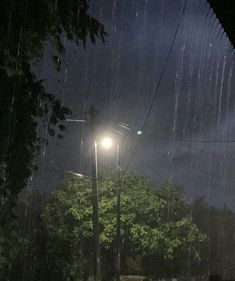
[101,137,113,149]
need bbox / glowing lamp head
[101,137,113,149]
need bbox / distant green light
[137,130,143,136]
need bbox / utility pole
[88,105,101,281]
[115,144,121,281]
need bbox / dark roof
[208,0,235,47]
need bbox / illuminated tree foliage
[43,173,206,280]
[3,174,235,280]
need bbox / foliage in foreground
[3,172,235,280]
[0,0,106,227]
[42,172,206,280]
[0,0,106,266]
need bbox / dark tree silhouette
[0,0,106,269]
[0,0,106,223]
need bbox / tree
[192,198,235,279]
[0,0,106,223]
[43,172,206,280]
[0,1,106,276]
[0,191,49,281]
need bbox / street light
[99,136,121,281]
[101,137,113,149]
[66,108,126,281]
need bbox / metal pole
[89,106,101,281]
[115,144,121,281]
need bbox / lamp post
[100,137,121,281]
[115,144,121,281]
[89,106,101,281]
[67,107,140,281]
[66,109,101,281]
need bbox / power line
[141,141,235,185]
[138,158,170,183]
[141,141,211,167]
[141,0,189,131]
[156,135,235,143]
[172,141,235,162]
[136,145,212,188]
[147,132,235,160]
[125,0,189,170]
[142,139,235,169]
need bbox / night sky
[31,0,235,210]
